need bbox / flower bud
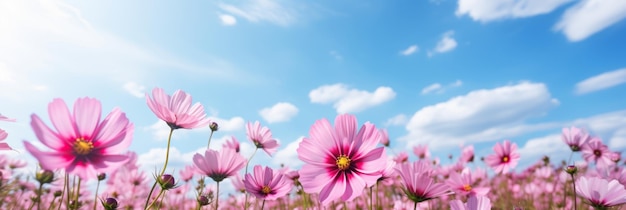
[35,170,54,184]
[197,194,212,206]
[565,165,577,175]
[97,173,107,181]
[158,174,176,190]
[101,197,118,210]
[210,122,219,132]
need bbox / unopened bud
[210,122,219,132]
[101,197,118,210]
[565,165,577,175]
[158,174,176,190]
[97,173,107,181]
[35,170,54,184]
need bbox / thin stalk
[207,130,214,150]
[260,199,266,210]
[144,127,175,209]
[92,179,102,210]
[571,174,577,210]
[146,189,165,210]
[216,182,221,210]
[413,201,417,210]
[74,178,81,210]
[243,148,259,210]
[60,173,68,210]
[368,186,373,210]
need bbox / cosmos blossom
[223,136,241,153]
[243,165,291,201]
[562,126,590,152]
[484,140,520,174]
[24,98,134,180]
[445,168,490,196]
[581,137,614,169]
[246,121,279,156]
[449,195,492,210]
[396,160,452,204]
[297,114,387,205]
[145,87,211,130]
[193,148,245,182]
[576,176,626,209]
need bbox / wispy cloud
[421,80,463,95]
[456,0,572,23]
[219,14,238,26]
[429,31,457,57]
[123,82,146,98]
[329,51,343,60]
[554,0,626,41]
[259,102,299,123]
[218,0,298,27]
[575,68,626,95]
[309,83,396,113]
[272,137,305,168]
[400,45,419,56]
[385,114,408,127]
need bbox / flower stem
[207,130,214,150]
[216,181,221,210]
[413,201,417,210]
[243,148,258,210]
[93,179,101,210]
[570,174,577,210]
[144,127,175,210]
[261,199,266,210]
[369,186,373,210]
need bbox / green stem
[413,201,417,210]
[369,186,373,210]
[74,178,81,210]
[261,199,266,210]
[144,127,175,210]
[207,130,214,150]
[571,174,577,210]
[93,179,101,210]
[216,182,220,210]
[61,173,69,210]
[243,148,259,210]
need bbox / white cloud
[309,83,396,113]
[385,114,408,127]
[272,137,304,168]
[429,31,457,57]
[400,45,419,56]
[330,51,343,60]
[456,0,572,22]
[518,134,570,163]
[421,80,464,95]
[401,82,559,148]
[259,102,299,123]
[123,81,145,98]
[219,14,237,26]
[210,116,245,132]
[421,83,443,94]
[575,68,626,94]
[554,0,626,42]
[218,0,297,26]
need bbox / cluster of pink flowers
[0,88,624,210]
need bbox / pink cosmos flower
[230,174,246,193]
[297,114,387,205]
[413,144,430,159]
[562,126,591,152]
[246,121,279,156]
[449,195,492,210]
[485,140,520,174]
[179,165,196,182]
[24,98,134,180]
[0,114,15,122]
[393,151,409,164]
[193,148,245,182]
[243,165,291,201]
[223,136,240,153]
[396,160,452,204]
[380,128,390,147]
[576,176,626,208]
[146,87,211,130]
[445,168,490,196]
[459,145,475,163]
[582,138,614,169]
[0,129,11,150]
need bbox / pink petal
[48,99,77,140]
[318,174,346,205]
[73,97,102,139]
[30,114,67,150]
[24,141,73,171]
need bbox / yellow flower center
[502,156,509,163]
[463,184,472,192]
[261,186,271,194]
[336,155,351,170]
[73,138,93,156]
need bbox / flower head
[24,98,133,180]
[146,87,210,130]
[576,176,626,208]
[445,168,490,196]
[297,114,387,205]
[246,121,279,156]
[582,138,614,169]
[562,126,591,152]
[485,140,520,174]
[222,136,240,153]
[243,165,291,201]
[449,195,492,210]
[0,129,11,150]
[396,160,452,203]
[413,144,430,159]
[193,148,245,182]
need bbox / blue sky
[1,0,626,186]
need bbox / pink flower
[576,176,626,208]
[449,195,492,210]
[582,138,614,169]
[297,114,387,205]
[222,136,240,153]
[179,165,196,182]
[380,128,390,147]
[413,144,430,159]
[24,98,134,180]
[193,148,245,182]
[246,121,279,156]
[0,129,11,150]
[459,145,475,163]
[393,151,409,164]
[396,160,452,203]
[230,174,246,193]
[445,168,490,196]
[243,165,291,201]
[485,140,520,174]
[562,126,590,152]
[0,114,15,122]
[146,87,210,129]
